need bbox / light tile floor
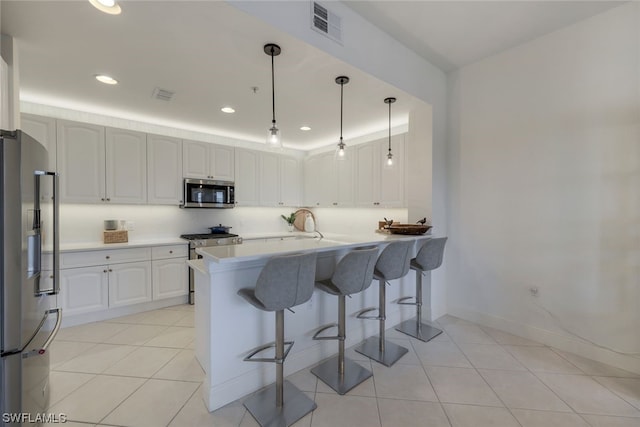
[46,306,640,427]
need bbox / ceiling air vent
[152,87,175,102]
[311,1,342,44]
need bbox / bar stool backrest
[255,252,318,311]
[331,247,379,295]
[375,240,414,280]
[414,237,448,271]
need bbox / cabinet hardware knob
[103,269,108,273]
[169,250,173,254]
[106,198,111,202]
[106,256,110,259]
[109,269,112,272]
[49,275,54,279]
[101,198,105,201]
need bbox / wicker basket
[103,230,128,244]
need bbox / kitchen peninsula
[191,233,431,411]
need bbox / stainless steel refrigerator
[0,130,61,425]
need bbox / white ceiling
[1,1,623,151]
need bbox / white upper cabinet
[183,140,234,181]
[22,114,56,172]
[304,151,354,207]
[259,152,280,206]
[22,114,57,201]
[147,134,183,205]
[106,128,147,204]
[234,148,260,206]
[279,156,302,207]
[57,120,106,203]
[355,136,405,207]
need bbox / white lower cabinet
[152,258,188,300]
[108,261,152,308]
[56,244,187,322]
[59,266,109,316]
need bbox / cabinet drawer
[151,244,188,260]
[59,247,151,268]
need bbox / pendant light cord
[340,81,344,142]
[271,47,276,124]
[388,100,392,154]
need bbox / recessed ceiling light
[221,107,235,114]
[95,74,118,85]
[300,126,311,131]
[88,0,122,15]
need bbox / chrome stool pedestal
[395,237,448,342]
[238,253,318,427]
[311,247,378,395]
[355,240,414,367]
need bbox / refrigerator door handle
[34,171,60,296]
[21,308,62,359]
[1,308,61,358]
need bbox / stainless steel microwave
[182,178,235,208]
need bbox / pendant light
[264,43,282,149]
[335,76,349,160]
[384,97,396,168]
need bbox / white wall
[447,3,640,371]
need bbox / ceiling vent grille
[311,1,342,44]
[152,87,175,102]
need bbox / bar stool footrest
[311,356,372,395]
[355,307,382,320]
[395,296,418,306]
[354,336,408,367]
[395,319,443,343]
[244,380,316,427]
[243,341,294,363]
[312,323,340,341]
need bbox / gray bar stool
[310,247,379,394]
[355,240,414,367]
[237,252,318,427]
[396,237,448,342]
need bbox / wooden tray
[387,224,431,235]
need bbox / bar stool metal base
[354,336,408,367]
[244,380,316,427]
[395,319,443,342]
[311,356,372,395]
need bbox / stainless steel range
[180,233,243,304]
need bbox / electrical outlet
[126,221,135,231]
[529,287,539,297]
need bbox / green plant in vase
[281,213,296,232]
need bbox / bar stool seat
[396,237,448,342]
[237,252,318,427]
[311,247,378,395]
[355,240,414,367]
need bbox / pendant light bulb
[264,43,282,149]
[384,97,396,169]
[335,76,350,161]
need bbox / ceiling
[1,1,623,151]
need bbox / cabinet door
[152,258,188,300]
[22,114,57,202]
[303,155,323,207]
[211,145,234,181]
[108,261,152,308]
[106,128,147,204]
[234,149,260,206]
[355,143,379,207]
[304,152,335,207]
[280,157,302,207]
[59,266,109,316]
[182,140,210,179]
[57,120,105,203]
[259,152,280,206]
[148,135,183,205]
[335,154,354,206]
[379,136,405,207]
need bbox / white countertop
[196,232,431,263]
[45,238,187,253]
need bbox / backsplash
[51,205,408,244]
